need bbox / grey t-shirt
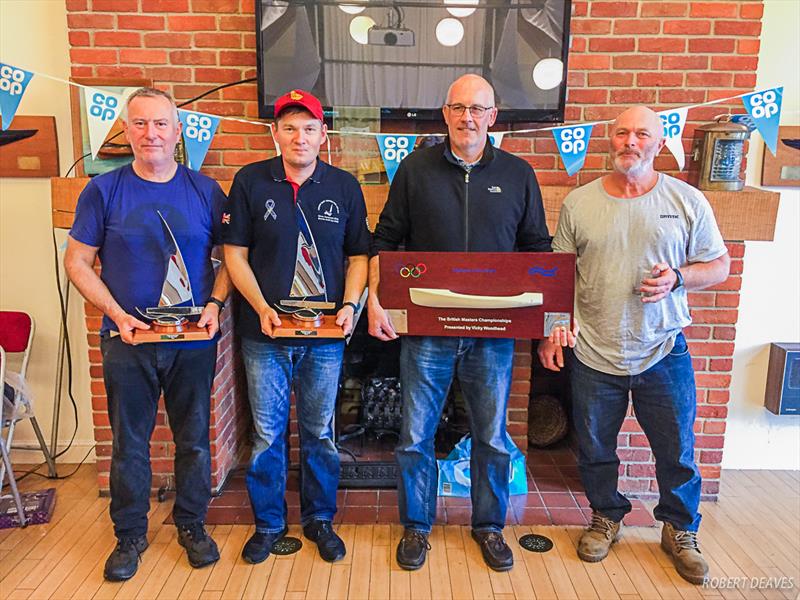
[552,173,727,376]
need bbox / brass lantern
[690,115,751,191]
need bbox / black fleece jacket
[371,138,552,255]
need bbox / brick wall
[67,0,763,499]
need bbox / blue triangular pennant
[178,109,220,170]
[376,134,417,183]
[0,63,34,130]
[552,124,593,176]
[742,87,783,155]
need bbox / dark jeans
[241,338,344,533]
[397,336,514,534]
[570,333,702,531]
[101,337,216,539]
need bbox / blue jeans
[241,338,344,533]
[397,336,514,534]
[101,337,216,538]
[570,333,702,531]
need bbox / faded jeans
[241,338,344,533]
[570,333,702,531]
[396,336,514,534]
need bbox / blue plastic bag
[437,433,528,497]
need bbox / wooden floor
[0,466,798,600]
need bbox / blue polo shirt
[69,164,226,347]
[222,157,370,342]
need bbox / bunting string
[0,61,783,181]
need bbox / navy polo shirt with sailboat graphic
[222,157,371,342]
[69,164,226,345]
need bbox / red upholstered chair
[1,311,57,526]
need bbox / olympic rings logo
[399,263,427,278]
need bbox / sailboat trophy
[272,204,344,338]
[131,211,212,343]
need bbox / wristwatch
[206,297,226,312]
[342,301,360,312]
[672,268,684,291]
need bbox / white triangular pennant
[83,86,124,159]
[657,107,689,171]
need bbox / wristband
[342,301,360,313]
[672,269,684,291]
[206,297,226,312]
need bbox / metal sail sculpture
[290,204,326,298]
[138,211,202,320]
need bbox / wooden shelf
[52,178,780,242]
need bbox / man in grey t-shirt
[538,106,730,585]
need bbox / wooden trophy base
[273,314,344,339]
[132,321,211,343]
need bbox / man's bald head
[445,74,495,106]
[611,106,664,143]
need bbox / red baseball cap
[273,89,324,122]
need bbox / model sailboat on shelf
[131,211,211,342]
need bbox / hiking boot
[177,523,220,568]
[471,530,514,571]
[241,526,289,564]
[103,535,149,581]
[303,520,346,562]
[396,529,430,571]
[661,522,709,585]
[577,512,621,562]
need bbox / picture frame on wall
[761,125,800,187]
[68,77,151,177]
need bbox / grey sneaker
[660,522,709,585]
[577,512,621,562]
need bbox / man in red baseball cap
[223,89,370,565]
[273,88,325,122]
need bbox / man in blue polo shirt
[65,87,231,581]
[223,90,370,564]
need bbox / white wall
[0,0,95,464]
[723,0,800,469]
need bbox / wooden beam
[51,178,780,241]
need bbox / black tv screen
[256,0,571,124]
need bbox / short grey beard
[613,153,655,178]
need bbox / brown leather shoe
[578,512,621,562]
[396,529,430,571]
[471,530,514,571]
[661,522,709,585]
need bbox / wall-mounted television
[256,0,572,124]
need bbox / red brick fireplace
[59,0,777,500]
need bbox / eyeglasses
[445,104,495,118]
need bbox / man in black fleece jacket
[368,74,551,573]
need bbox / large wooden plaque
[379,251,575,339]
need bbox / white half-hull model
[409,288,543,309]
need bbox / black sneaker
[177,523,220,568]
[471,530,514,571]
[396,529,430,571]
[103,535,148,581]
[241,526,289,564]
[303,520,346,562]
